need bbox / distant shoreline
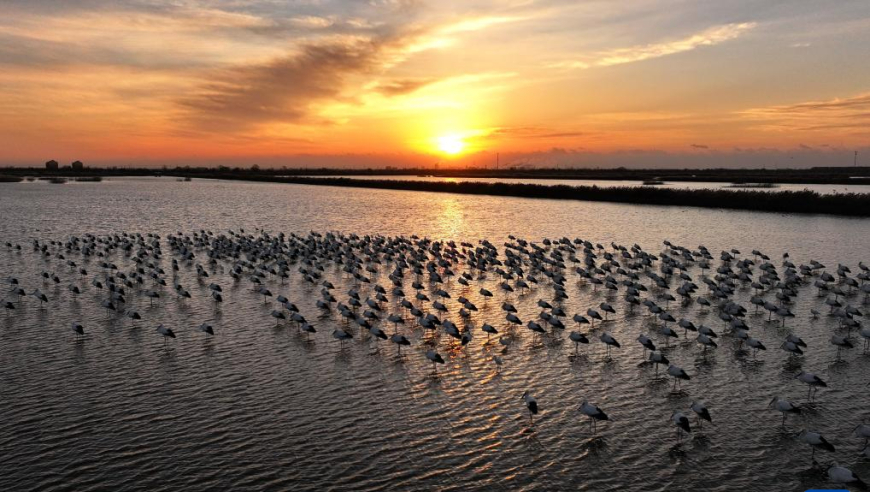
[4,168,869,217]
[218,175,870,217]
[2,165,870,185]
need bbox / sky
[1,0,869,169]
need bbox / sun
[437,134,465,155]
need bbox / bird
[854,423,870,447]
[599,332,620,361]
[71,322,84,338]
[369,326,387,347]
[637,334,656,355]
[649,352,670,377]
[332,329,353,347]
[425,349,445,372]
[796,372,827,400]
[830,335,854,362]
[690,401,712,430]
[768,397,801,427]
[800,430,835,462]
[390,333,411,355]
[521,391,538,423]
[198,323,214,335]
[569,331,589,356]
[667,364,691,392]
[672,411,692,441]
[156,324,176,345]
[697,333,718,353]
[746,338,766,359]
[826,464,864,487]
[270,310,286,325]
[481,323,498,341]
[780,340,803,356]
[579,400,608,434]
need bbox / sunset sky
[2,0,869,168]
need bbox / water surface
[1,178,869,491]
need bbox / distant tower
[855,151,858,167]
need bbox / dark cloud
[179,34,412,131]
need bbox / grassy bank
[226,175,870,217]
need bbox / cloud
[551,22,756,69]
[740,92,870,133]
[371,78,437,96]
[179,33,415,131]
[488,126,588,140]
[690,143,709,149]
[441,15,528,34]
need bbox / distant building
[71,160,84,171]
[45,160,59,171]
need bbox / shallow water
[1,177,869,491]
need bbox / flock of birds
[3,229,870,488]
